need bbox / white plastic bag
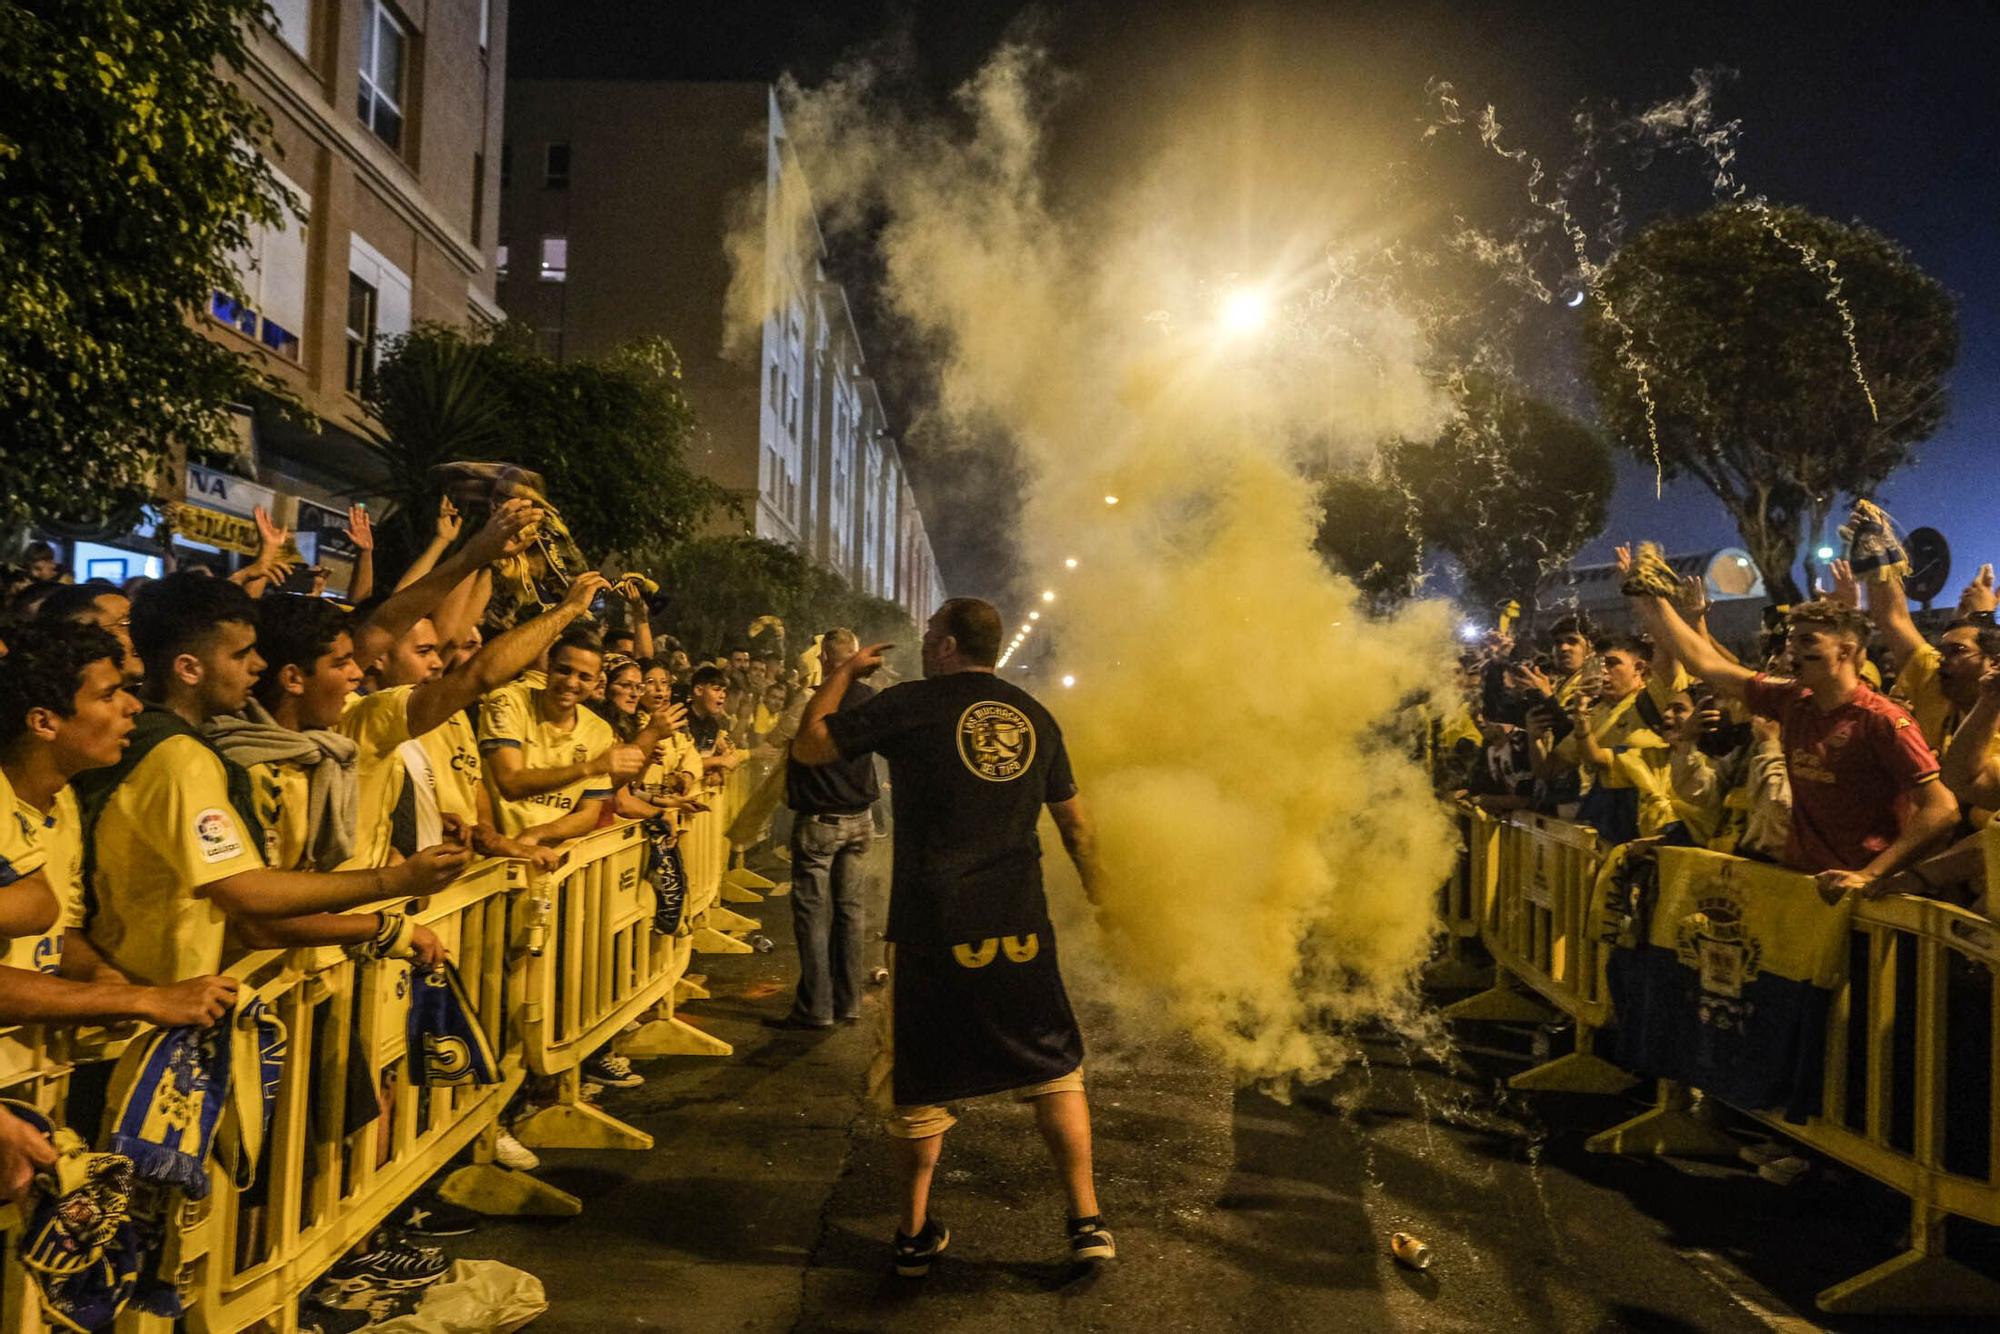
[363,1260,548,1334]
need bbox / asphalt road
[461,835,1998,1333]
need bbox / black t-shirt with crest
[824,671,1076,947]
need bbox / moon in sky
[1566,290,1587,308]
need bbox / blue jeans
[788,811,873,1023]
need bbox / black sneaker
[393,1193,480,1238]
[1068,1215,1116,1264]
[311,1232,450,1309]
[892,1217,950,1278]
[581,1051,644,1088]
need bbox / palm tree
[358,323,510,560]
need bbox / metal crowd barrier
[1440,812,1635,1094]
[1441,810,2000,1315]
[0,763,772,1331]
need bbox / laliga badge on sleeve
[192,809,244,863]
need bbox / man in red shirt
[1626,591,1956,896]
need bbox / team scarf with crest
[406,962,499,1087]
[102,999,286,1198]
[1603,844,1852,1120]
[647,821,690,936]
[9,1099,148,1333]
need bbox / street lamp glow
[1041,590,1056,603]
[1816,546,1835,560]
[1029,611,1040,621]
[1103,495,1119,506]
[1219,286,1272,336]
[1459,621,1482,643]
[1061,675,1076,689]
[1064,557,1078,569]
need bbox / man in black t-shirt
[774,629,880,1029]
[792,597,1113,1278]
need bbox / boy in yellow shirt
[0,623,237,1027]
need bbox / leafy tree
[1583,204,1956,602]
[362,324,724,566]
[1398,374,1615,613]
[1314,375,1613,615]
[1312,469,1423,611]
[641,536,915,659]
[0,0,291,532]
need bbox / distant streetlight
[1029,611,1040,621]
[1064,557,1078,569]
[1103,495,1119,506]
[1219,287,1272,337]
[1061,675,1076,689]
[1816,546,1835,560]
[1041,590,1056,603]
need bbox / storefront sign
[184,463,275,519]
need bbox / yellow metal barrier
[1441,813,1636,1094]
[47,853,531,1334]
[1429,803,1497,990]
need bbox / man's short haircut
[253,594,354,708]
[36,581,123,625]
[1945,615,2000,661]
[550,628,605,666]
[131,573,260,682]
[0,622,123,751]
[1596,632,1653,663]
[689,664,728,689]
[24,542,56,564]
[1786,600,1873,647]
[1547,613,1595,644]
[936,597,1002,667]
[823,627,859,653]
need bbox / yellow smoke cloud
[736,45,1462,1087]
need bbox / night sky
[510,1,1998,602]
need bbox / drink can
[1390,1232,1432,1270]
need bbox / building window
[544,142,570,189]
[356,0,407,153]
[211,168,308,362]
[471,151,485,244]
[345,273,377,391]
[538,236,567,283]
[495,242,509,282]
[268,0,311,58]
[346,234,411,392]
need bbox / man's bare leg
[1031,1089,1099,1219]
[893,1130,946,1235]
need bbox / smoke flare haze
[728,45,1462,1088]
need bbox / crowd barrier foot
[726,864,779,891]
[1442,983,1552,1024]
[619,1015,733,1059]
[705,905,763,935]
[438,1162,583,1218]
[721,882,765,905]
[676,973,711,1001]
[513,1098,655,1152]
[763,880,792,898]
[1586,1082,1738,1157]
[691,927,753,955]
[1817,1214,2000,1316]
[1509,1049,1639,1097]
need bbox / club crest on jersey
[956,702,1035,782]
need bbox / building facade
[497,80,946,627]
[66,0,508,591]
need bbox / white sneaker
[1757,1154,1810,1186]
[495,1130,540,1172]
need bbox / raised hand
[346,504,375,552]
[434,496,463,547]
[1676,573,1710,622]
[1961,563,1997,616]
[560,571,611,613]
[1826,558,1860,610]
[253,504,289,556]
[466,498,542,565]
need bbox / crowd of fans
[1442,513,2000,920]
[0,498,852,1317]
